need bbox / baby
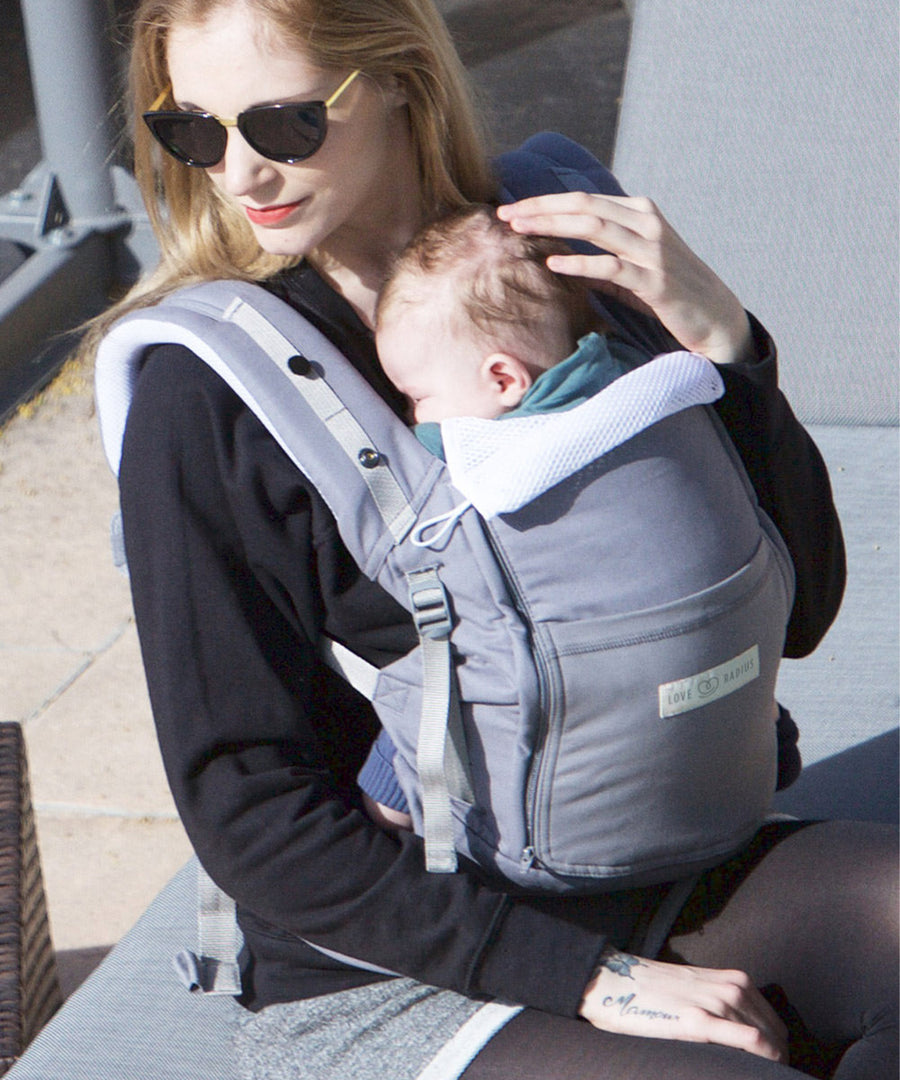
[360,203,650,830]
[374,202,649,456]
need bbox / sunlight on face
[165,3,417,263]
[376,301,504,424]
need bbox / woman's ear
[380,74,409,108]
[483,353,533,409]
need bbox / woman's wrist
[709,307,754,366]
[580,947,646,1013]
[579,947,680,1026]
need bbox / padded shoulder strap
[97,280,472,876]
[96,280,444,579]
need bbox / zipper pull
[520,846,535,870]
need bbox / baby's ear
[483,353,533,408]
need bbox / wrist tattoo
[594,950,680,1023]
[600,949,645,980]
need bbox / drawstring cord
[411,500,473,548]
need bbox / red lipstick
[244,200,304,226]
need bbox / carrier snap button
[358,448,382,469]
[287,354,311,375]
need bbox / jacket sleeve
[711,316,846,657]
[118,344,612,1017]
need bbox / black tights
[461,821,898,1079]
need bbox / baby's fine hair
[377,204,601,363]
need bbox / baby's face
[377,304,505,425]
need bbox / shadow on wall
[443,0,621,66]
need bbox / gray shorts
[234,977,522,1080]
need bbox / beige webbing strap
[225,298,417,543]
[174,862,242,995]
[408,568,473,874]
[320,636,380,701]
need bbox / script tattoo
[597,950,680,1022]
[602,993,681,1022]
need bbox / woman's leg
[462,821,897,1080]
[460,1007,806,1079]
[661,820,898,1079]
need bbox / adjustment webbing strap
[408,568,472,873]
[321,636,380,701]
[174,862,242,995]
[225,298,417,543]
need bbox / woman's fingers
[691,1011,788,1062]
[498,190,655,232]
[693,968,790,1058]
[499,195,659,266]
[497,194,754,364]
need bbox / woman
[95,1,897,1076]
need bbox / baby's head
[376,204,596,424]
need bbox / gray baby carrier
[96,279,795,896]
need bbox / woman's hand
[497,193,753,365]
[578,948,789,1063]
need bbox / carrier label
[658,645,759,718]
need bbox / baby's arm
[358,729,413,832]
[362,792,413,832]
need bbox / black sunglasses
[142,70,360,167]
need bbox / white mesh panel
[441,352,724,518]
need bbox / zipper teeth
[484,523,550,859]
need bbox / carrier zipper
[484,521,556,867]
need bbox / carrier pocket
[528,536,791,887]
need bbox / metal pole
[17,0,119,224]
[0,0,158,420]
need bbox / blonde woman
[96,2,896,1077]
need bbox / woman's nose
[210,127,279,198]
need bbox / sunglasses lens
[144,113,227,167]
[241,103,327,163]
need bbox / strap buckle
[408,570,453,641]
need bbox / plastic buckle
[408,571,453,641]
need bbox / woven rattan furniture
[0,723,61,1075]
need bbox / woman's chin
[250,227,314,259]
[243,209,323,259]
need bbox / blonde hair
[83,0,495,353]
[377,204,601,366]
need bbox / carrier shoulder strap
[100,278,469,867]
[97,281,422,546]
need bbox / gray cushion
[5,860,240,1080]
[613,0,899,425]
[774,425,899,823]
